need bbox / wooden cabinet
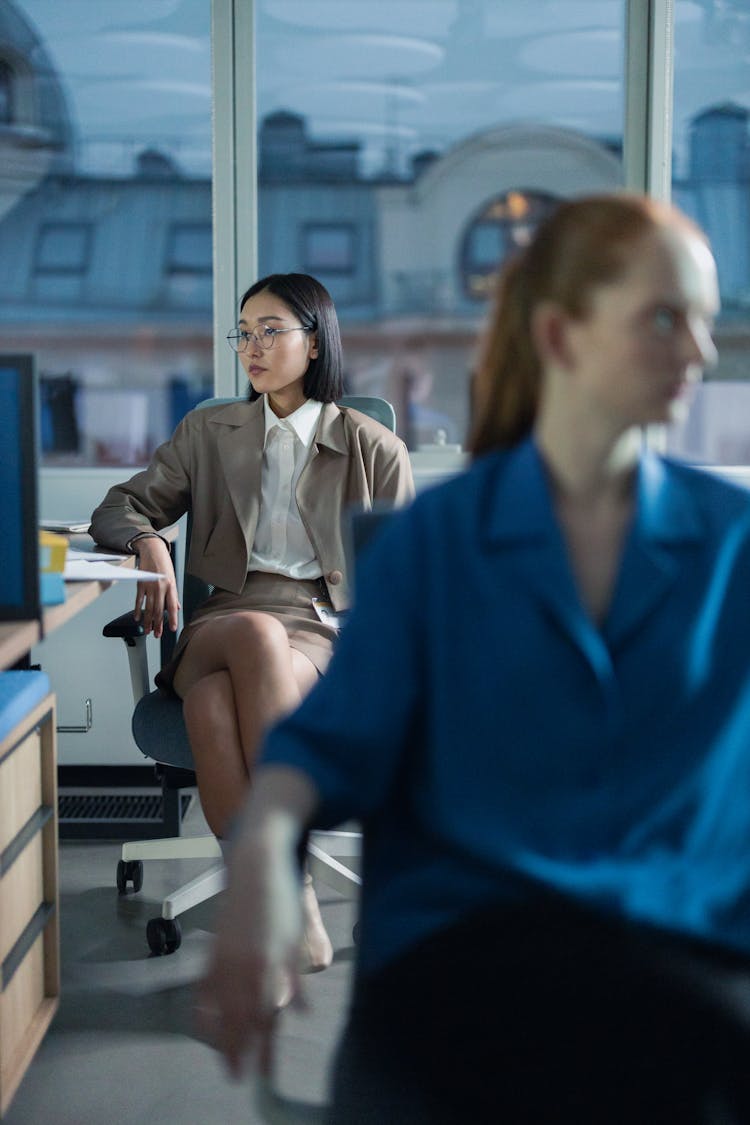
[0,689,59,1117]
[0,554,144,1115]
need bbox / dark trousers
[328,896,750,1124]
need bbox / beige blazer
[90,398,415,612]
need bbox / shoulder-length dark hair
[239,273,344,403]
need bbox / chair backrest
[339,394,395,432]
[181,393,396,624]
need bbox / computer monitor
[0,354,40,622]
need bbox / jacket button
[327,570,343,585]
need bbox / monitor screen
[0,355,40,622]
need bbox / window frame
[34,221,93,276]
[218,1,750,481]
[165,222,213,276]
[301,221,357,276]
[217,0,673,313]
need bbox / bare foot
[299,874,333,972]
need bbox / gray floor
[4,802,357,1125]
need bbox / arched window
[460,190,559,301]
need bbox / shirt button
[327,570,343,585]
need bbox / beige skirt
[155,570,338,696]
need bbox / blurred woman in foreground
[200,195,750,1122]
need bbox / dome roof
[0,0,74,157]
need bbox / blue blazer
[263,438,750,974]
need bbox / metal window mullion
[625,0,675,452]
[211,0,257,397]
[233,0,257,350]
[624,0,675,200]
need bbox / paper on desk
[40,519,92,534]
[63,560,165,582]
[66,548,129,563]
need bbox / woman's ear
[308,333,319,360]
[531,302,574,370]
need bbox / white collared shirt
[248,396,324,579]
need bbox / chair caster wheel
[117,859,144,895]
[147,916,182,955]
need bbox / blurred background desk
[0,557,136,670]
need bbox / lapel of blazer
[214,397,264,552]
[296,403,349,558]
[604,451,703,651]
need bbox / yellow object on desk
[38,531,68,574]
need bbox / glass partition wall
[2,1,748,466]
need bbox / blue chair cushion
[132,689,195,771]
[0,671,52,744]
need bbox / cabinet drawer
[0,928,57,1117]
[0,835,45,966]
[0,935,44,1061]
[0,732,42,854]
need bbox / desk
[0,548,138,1117]
[0,561,135,670]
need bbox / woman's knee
[232,610,287,642]
[175,612,291,697]
[222,611,291,664]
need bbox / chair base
[120,835,225,931]
[122,835,221,864]
[117,829,360,955]
[307,830,361,897]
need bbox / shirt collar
[262,396,322,448]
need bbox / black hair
[239,273,344,402]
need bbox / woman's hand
[196,830,304,1078]
[132,537,180,638]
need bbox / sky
[14,0,750,179]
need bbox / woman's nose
[686,319,718,371]
[247,331,263,356]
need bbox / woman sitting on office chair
[90,273,414,970]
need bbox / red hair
[468,193,708,457]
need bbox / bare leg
[180,669,246,837]
[174,611,318,837]
[173,610,332,970]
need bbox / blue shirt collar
[484,437,704,547]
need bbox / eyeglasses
[226,324,311,353]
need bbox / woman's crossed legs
[173,609,317,837]
[172,610,332,970]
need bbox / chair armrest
[102,610,145,642]
[102,612,151,703]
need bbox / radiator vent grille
[59,792,192,823]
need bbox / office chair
[102,395,391,954]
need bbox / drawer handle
[1,902,55,990]
[57,697,93,734]
[0,805,53,876]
